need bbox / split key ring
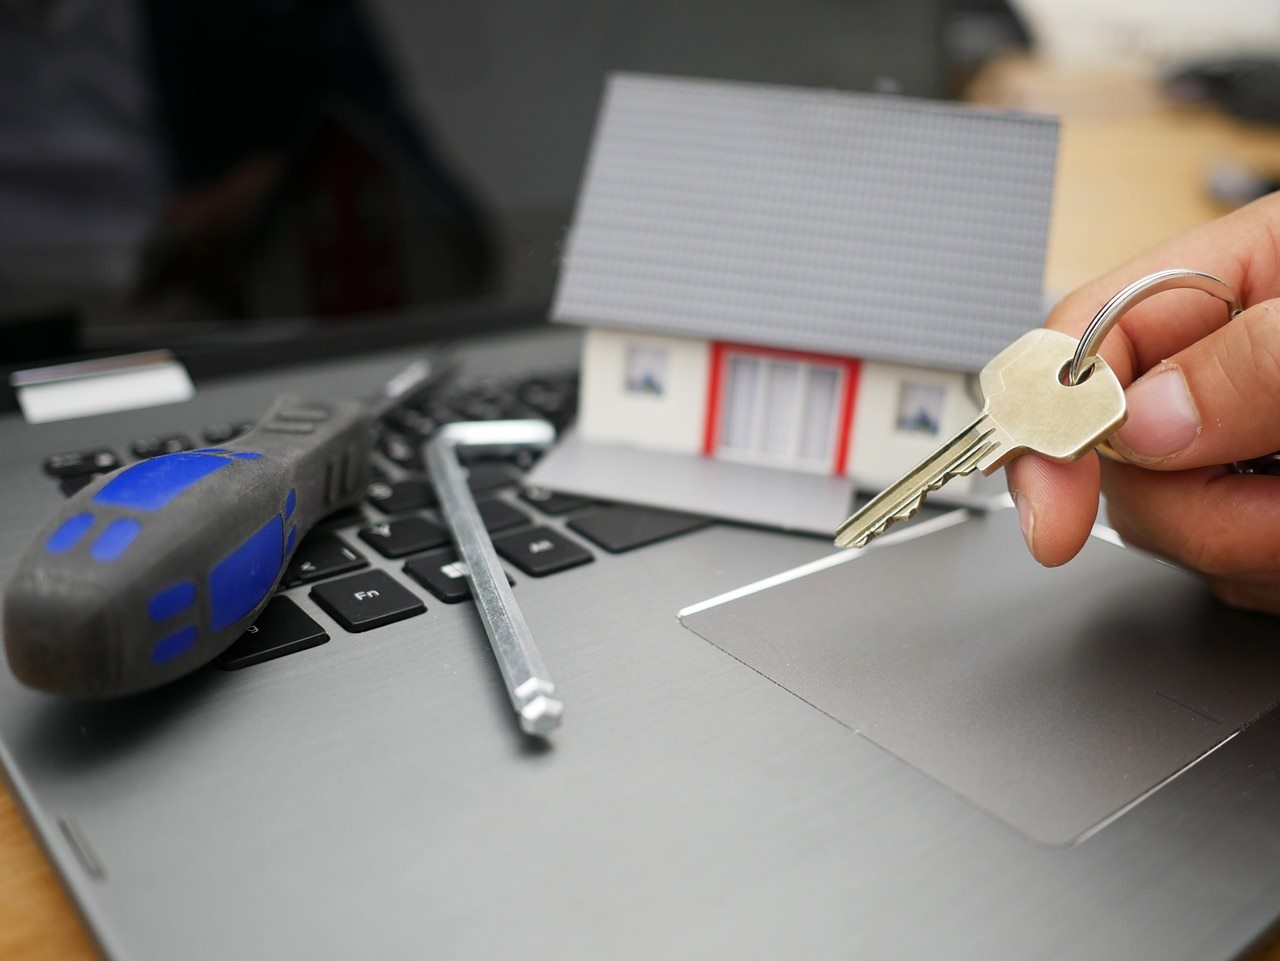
[1066,267,1280,475]
[1067,268,1243,386]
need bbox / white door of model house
[704,344,860,475]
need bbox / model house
[530,73,1059,533]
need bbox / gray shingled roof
[553,73,1058,373]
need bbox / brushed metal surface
[685,508,1280,844]
[2,328,1280,961]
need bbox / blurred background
[1,0,1278,369]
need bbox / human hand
[1005,191,1280,614]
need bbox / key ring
[1067,268,1244,386]
[1068,267,1280,474]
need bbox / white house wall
[846,361,981,495]
[578,328,709,453]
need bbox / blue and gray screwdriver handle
[3,361,438,698]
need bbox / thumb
[1109,299,1280,469]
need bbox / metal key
[834,328,1126,549]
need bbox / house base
[526,429,1007,538]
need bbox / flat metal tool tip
[519,695,565,736]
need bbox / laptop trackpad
[680,509,1280,845]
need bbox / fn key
[310,570,425,632]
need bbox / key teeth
[835,493,927,548]
[834,428,998,549]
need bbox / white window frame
[715,351,845,473]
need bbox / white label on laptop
[11,350,195,424]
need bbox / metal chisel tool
[4,358,444,698]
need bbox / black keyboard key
[421,405,462,426]
[366,478,436,514]
[216,597,329,670]
[59,474,96,497]
[201,422,255,444]
[568,505,711,553]
[476,498,529,533]
[310,570,425,632]
[509,448,540,470]
[518,375,578,429]
[520,487,595,516]
[517,378,575,418]
[405,550,514,604]
[314,505,368,532]
[384,407,438,439]
[443,382,510,418]
[283,534,367,586]
[493,526,592,577]
[498,398,539,420]
[358,516,449,558]
[378,431,423,469]
[465,464,518,493]
[43,448,120,478]
[458,444,539,469]
[132,434,193,458]
[451,395,506,421]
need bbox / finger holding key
[1009,192,1280,568]
[1006,454,1100,568]
[1007,277,1254,568]
[1086,296,1280,614]
[1101,459,1280,616]
[1107,298,1280,468]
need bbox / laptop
[4,4,1280,960]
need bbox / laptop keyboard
[37,367,713,673]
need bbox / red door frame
[701,341,861,476]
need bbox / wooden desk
[967,55,1280,294]
[5,55,1280,961]
[0,789,97,960]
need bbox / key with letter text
[834,328,1127,549]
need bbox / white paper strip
[12,351,195,424]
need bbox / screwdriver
[3,359,445,698]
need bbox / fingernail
[1012,489,1035,554]
[1111,367,1200,462]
